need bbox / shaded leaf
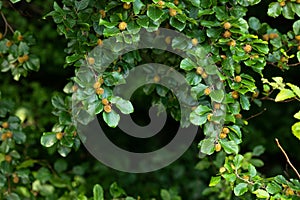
[252,145,265,156]
[110,182,126,198]
[40,132,57,147]
[234,183,248,196]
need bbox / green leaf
[210,90,225,103]
[237,0,261,6]
[99,19,119,28]
[194,105,211,115]
[40,132,57,147]
[58,145,71,157]
[189,0,200,7]
[53,1,64,13]
[269,37,282,49]
[200,0,212,8]
[103,110,120,128]
[294,110,300,120]
[36,167,52,183]
[110,182,126,198]
[147,6,164,21]
[13,130,26,144]
[137,16,149,28]
[198,9,214,17]
[195,159,211,170]
[209,176,221,187]
[293,4,300,17]
[213,6,228,21]
[240,95,250,110]
[282,2,294,19]
[104,72,126,86]
[5,193,20,200]
[234,183,248,196]
[228,125,242,138]
[233,154,244,169]
[93,184,104,200]
[267,2,281,18]
[160,189,171,200]
[51,94,65,110]
[191,84,208,99]
[110,96,134,114]
[199,138,215,155]
[223,173,236,182]
[248,17,261,31]
[206,28,222,38]
[75,0,89,11]
[66,54,82,64]
[253,189,270,199]
[133,0,145,15]
[292,122,300,140]
[54,159,68,173]
[297,51,300,63]
[10,0,21,3]
[125,197,135,200]
[266,182,282,194]
[293,20,300,35]
[250,158,264,167]
[219,140,239,154]
[275,88,296,102]
[103,27,119,37]
[252,145,265,156]
[170,17,186,31]
[287,83,300,98]
[274,175,287,185]
[185,72,202,85]
[190,112,207,126]
[180,58,196,71]
[17,159,38,169]
[248,164,257,177]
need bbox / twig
[287,62,300,67]
[267,61,300,67]
[235,170,255,185]
[275,138,300,180]
[245,108,267,121]
[0,11,15,36]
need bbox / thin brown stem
[275,138,300,180]
[0,11,14,36]
[245,108,267,121]
[235,170,255,185]
[287,62,300,67]
[267,61,300,67]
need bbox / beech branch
[275,138,300,180]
